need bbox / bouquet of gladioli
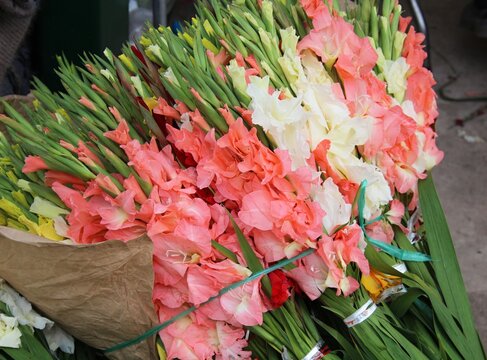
[0,0,484,359]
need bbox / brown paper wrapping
[0,226,159,360]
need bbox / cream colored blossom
[247,76,311,169]
[382,57,410,102]
[0,314,22,348]
[312,178,352,234]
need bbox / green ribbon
[357,179,431,262]
[104,248,315,354]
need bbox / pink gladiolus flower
[218,105,236,126]
[203,260,252,288]
[207,49,230,69]
[299,9,364,71]
[214,322,252,360]
[253,230,287,262]
[167,123,215,164]
[239,190,275,231]
[399,16,412,33]
[123,175,148,204]
[365,220,394,244]
[104,120,132,145]
[23,155,49,173]
[79,96,96,111]
[95,190,137,230]
[59,140,76,152]
[220,279,267,326]
[52,182,107,243]
[94,174,122,196]
[335,36,378,81]
[108,106,125,123]
[288,252,329,300]
[402,26,427,71]
[405,68,438,126]
[417,127,444,170]
[317,224,369,296]
[159,312,208,360]
[300,0,328,18]
[153,281,189,309]
[386,199,405,226]
[153,97,181,121]
[44,170,86,187]
[186,265,221,305]
[76,141,105,168]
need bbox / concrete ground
[419,0,487,347]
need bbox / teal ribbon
[357,180,431,262]
[104,248,315,353]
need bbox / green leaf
[433,315,463,360]
[419,174,485,358]
[313,316,363,360]
[394,229,436,287]
[211,239,238,263]
[389,287,424,318]
[403,276,472,357]
[228,213,272,295]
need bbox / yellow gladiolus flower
[33,98,41,110]
[143,97,159,111]
[18,215,40,235]
[6,170,18,184]
[0,211,7,226]
[118,54,136,73]
[6,218,25,231]
[12,191,29,209]
[203,20,214,36]
[202,38,219,54]
[361,267,404,303]
[38,217,64,241]
[139,36,152,48]
[0,199,24,219]
[156,342,167,360]
[182,33,194,47]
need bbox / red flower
[131,45,147,66]
[268,270,292,308]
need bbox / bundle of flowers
[0,0,484,359]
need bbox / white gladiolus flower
[324,116,373,157]
[0,280,75,353]
[382,57,410,102]
[30,197,69,219]
[413,130,440,172]
[146,44,165,64]
[312,178,352,234]
[54,216,70,239]
[0,280,52,330]
[301,83,355,150]
[280,27,299,54]
[0,314,22,348]
[227,59,248,95]
[301,51,333,85]
[163,67,180,86]
[401,100,426,126]
[332,157,392,219]
[247,76,311,169]
[278,52,307,92]
[44,325,75,354]
[278,28,307,90]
